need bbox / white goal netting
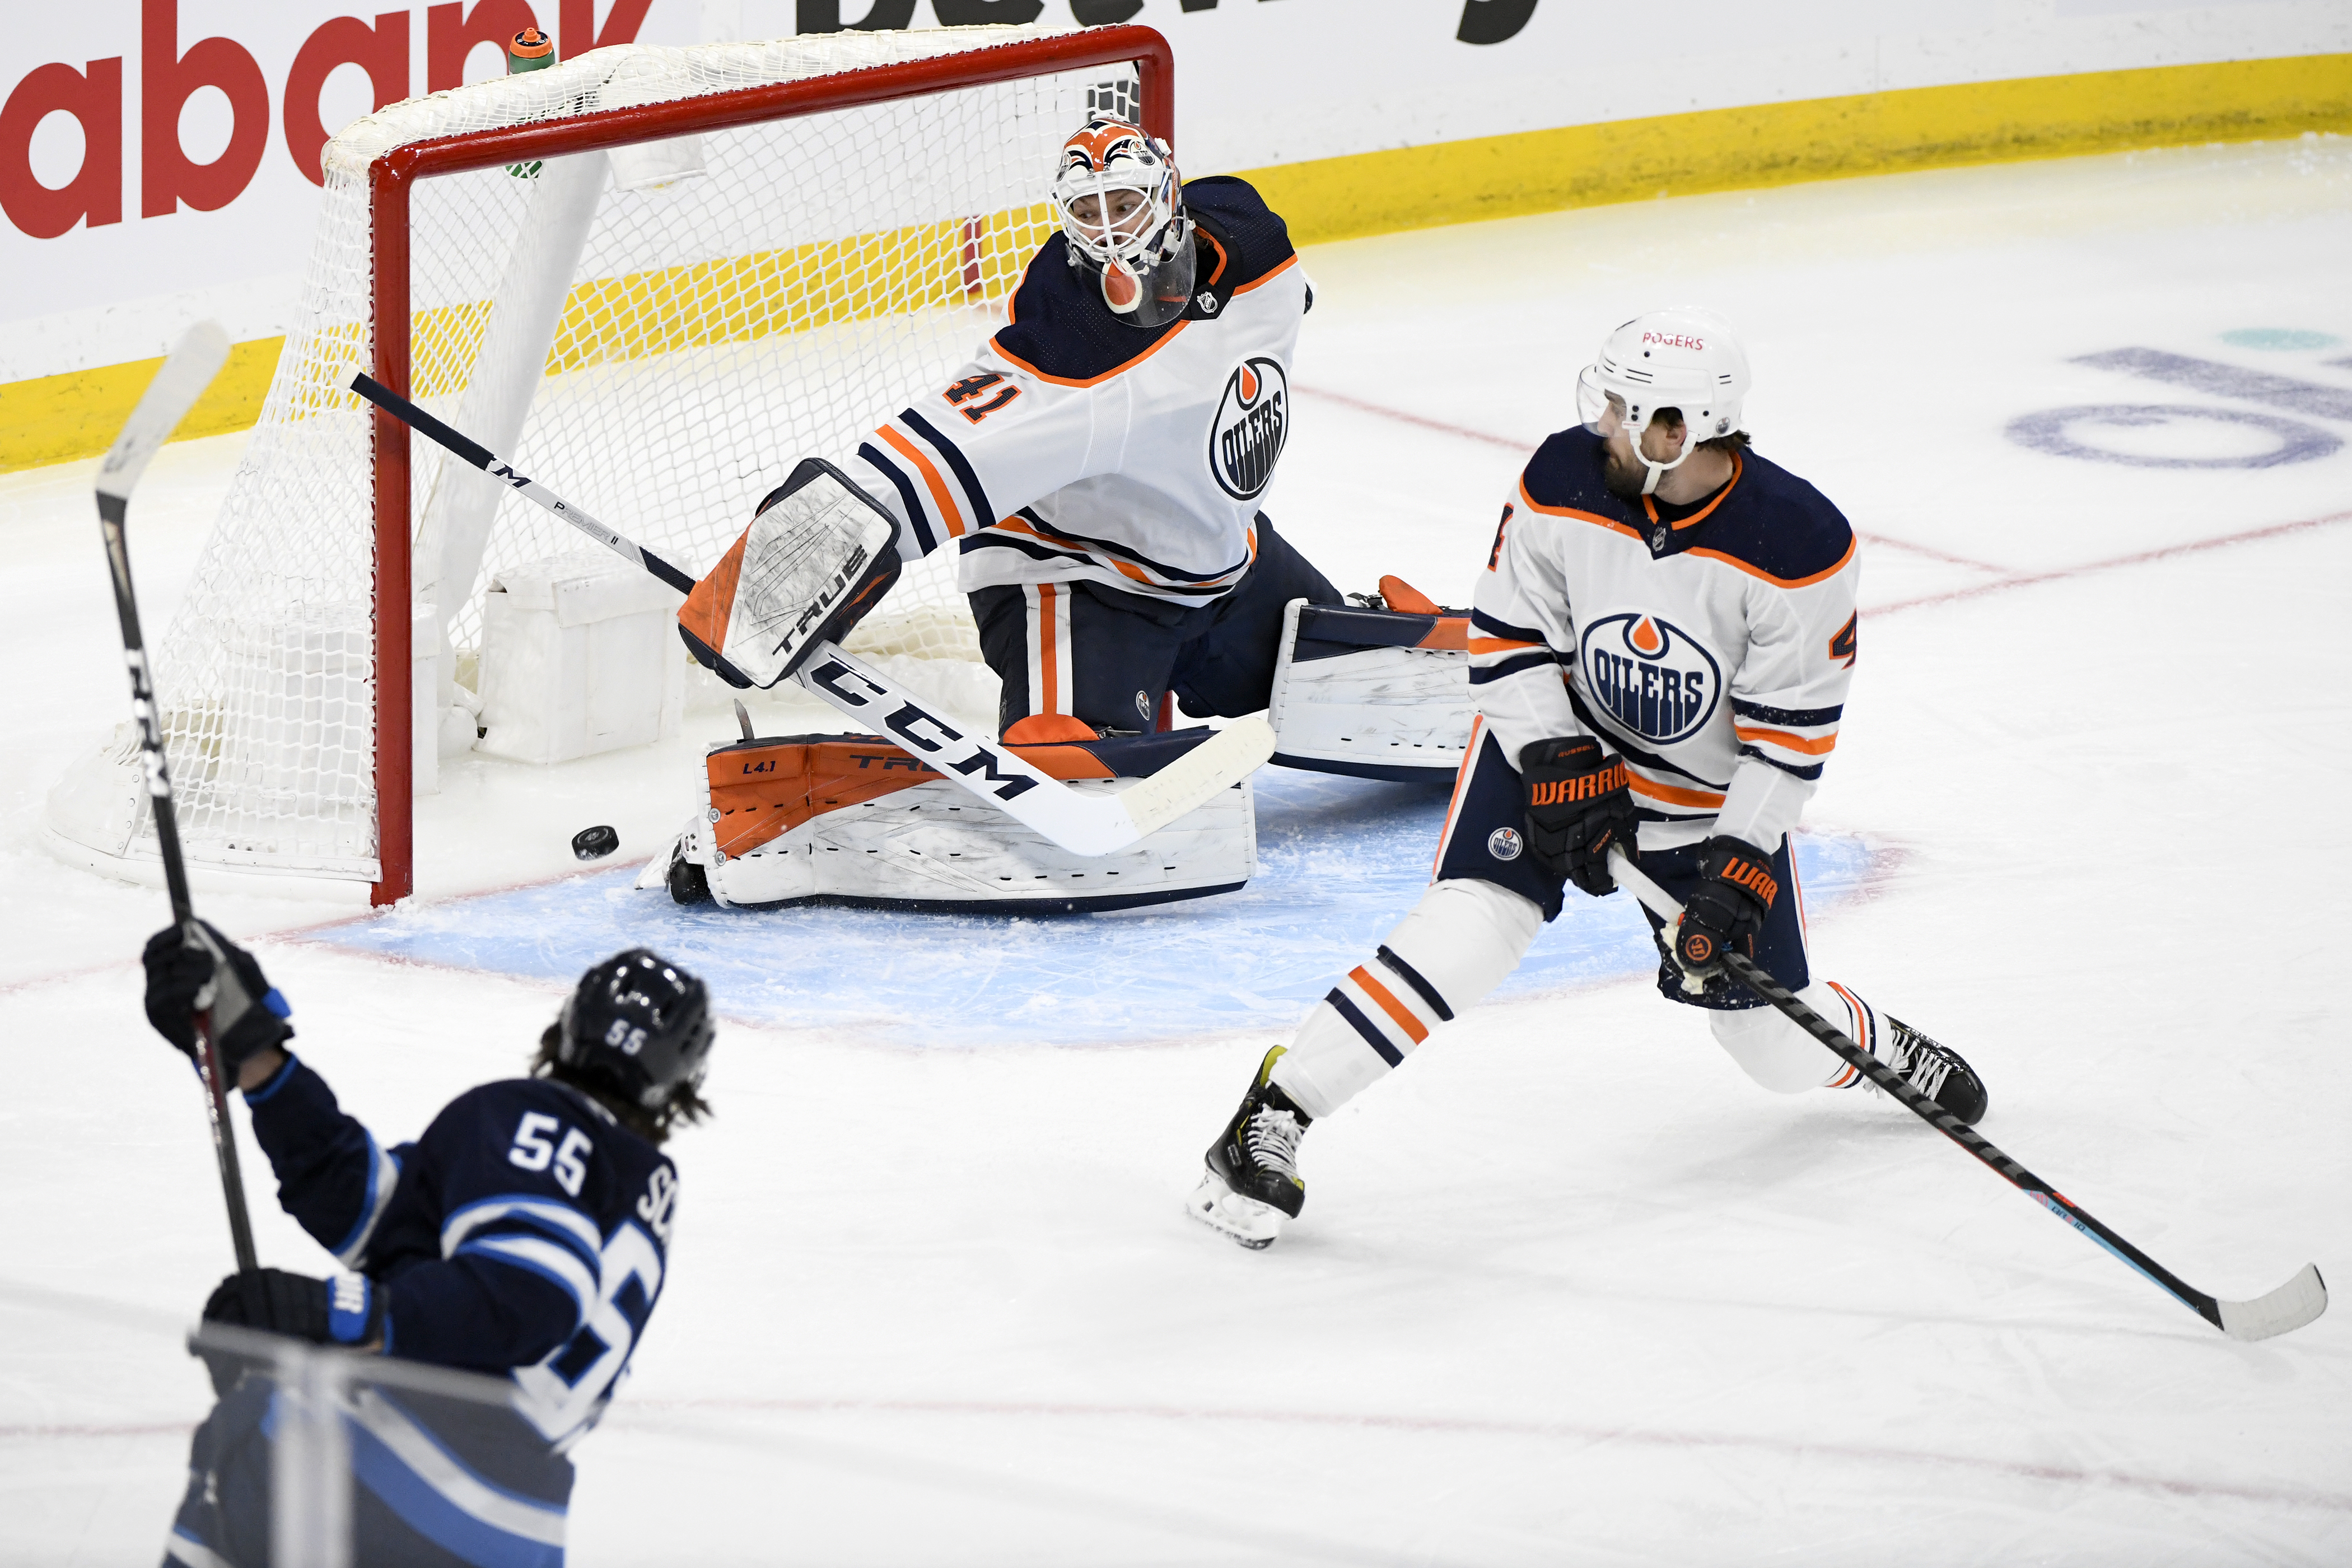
[45,26,1138,889]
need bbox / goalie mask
[1574,308,1752,495]
[1053,115,1195,329]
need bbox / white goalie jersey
[1471,426,1861,855]
[839,176,1309,608]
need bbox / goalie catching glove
[677,459,902,689]
[1519,736,1636,897]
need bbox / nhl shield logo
[1209,356,1289,500]
[1579,612,1723,746]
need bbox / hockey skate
[1187,1047,1313,1249]
[1883,1017,1990,1124]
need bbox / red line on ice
[1869,508,2352,615]
[1291,385,2016,575]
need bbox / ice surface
[4,138,2350,1565]
[302,772,1878,1047]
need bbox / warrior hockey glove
[1520,736,1636,897]
[142,920,293,1075]
[198,1268,384,1394]
[1671,836,1780,981]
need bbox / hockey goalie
[659,114,1472,909]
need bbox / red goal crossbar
[365,25,1175,904]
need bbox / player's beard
[1600,440,1650,500]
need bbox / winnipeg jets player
[145,925,712,1566]
[678,113,1344,744]
[1188,309,1991,1249]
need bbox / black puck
[572,825,619,861]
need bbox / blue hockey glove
[142,921,292,1075]
[1671,836,1779,981]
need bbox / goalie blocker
[677,459,902,689]
[643,726,1256,913]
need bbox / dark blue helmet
[557,949,714,1113]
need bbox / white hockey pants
[1270,878,1891,1119]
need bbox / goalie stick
[351,372,1275,857]
[97,321,260,1275]
[1604,847,2325,1341]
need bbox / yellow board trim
[1242,51,2352,246]
[1,337,286,474]
[5,52,2346,475]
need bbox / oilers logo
[1579,612,1721,746]
[1487,827,1524,862]
[1209,357,1287,500]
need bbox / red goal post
[353,27,1171,904]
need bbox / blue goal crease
[306,769,1879,1049]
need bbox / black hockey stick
[348,371,1274,855]
[1607,848,2326,1342]
[97,322,260,1275]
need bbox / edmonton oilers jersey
[1467,426,1859,855]
[843,176,1310,608]
[239,1058,679,1552]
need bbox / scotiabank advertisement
[2,0,2344,386]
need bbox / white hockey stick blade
[1116,716,1275,839]
[795,642,1268,857]
[2217,1263,2328,1342]
[97,322,231,507]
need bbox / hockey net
[43,24,1169,903]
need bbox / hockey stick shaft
[100,323,259,1275]
[349,372,1273,856]
[1606,847,2323,1340]
[348,372,694,595]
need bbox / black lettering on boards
[1458,0,1538,45]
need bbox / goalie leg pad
[673,728,1256,912]
[677,459,902,689]
[1267,596,1474,783]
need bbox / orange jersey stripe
[1626,771,1726,809]
[1468,635,1539,655]
[1037,582,1060,713]
[1349,965,1429,1045]
[994,319,1192,390]
[1229,252,1299,297]
[879,425,965,538]
[1687,534,1858,589]
[1516,478,1646,542]
[1733,724,1838,756]
[1825,980,1870,1087]
[1432,715,1486,878]
[1642,450,1745,532]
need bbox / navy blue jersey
[244,1056,678,1441]
[167,1057,680,1567]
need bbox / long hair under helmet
[1052,114,1194,329]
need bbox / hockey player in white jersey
[677,113,1343,747]
[1187,309,1991,1248]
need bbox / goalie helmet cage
[41,24,1173,907]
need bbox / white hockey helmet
[1052,115,1194,329]
[1575,309,1751,494]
